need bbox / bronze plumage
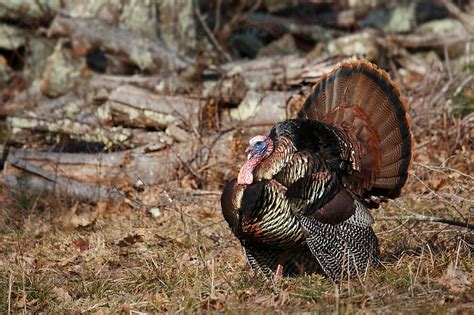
[221,60,413,281]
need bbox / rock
[0,56,12,85]
[0,0,63,22]
[257,34,299,58]
[66,0,158,39]
[365,1,417,33]
[41,41,89,97]
[0,23,55,81]
[149,207,161,218]
[166,124,191,142]
[0,24,27,50]
[159,0,197,55]
[327,30,379,61]
[25,37,56,80]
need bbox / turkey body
[221,61,412,281]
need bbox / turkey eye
[254,141,266,151]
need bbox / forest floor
[0,156,472,313]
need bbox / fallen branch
[388,33,474,49]
[375,215,474,230]
[7,116,173,148]
[4,156,119,203]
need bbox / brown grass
[0,167,472,314]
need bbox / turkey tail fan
[298,60,413,205]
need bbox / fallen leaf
[118,234,144,247]
[63,203,99,229]
[53,286,72,302]
[73,238,89,252]
[438,262,472,293]
[14,296,26,309]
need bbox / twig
[213,0,222,34]
[375,215,474,230]
[8,273,12,315]
[218,0,262,41]
[441,0,474,33]
[453,75,474,97]
[414,160,474,180]
[194,0,232,62]
[156,219,225,246]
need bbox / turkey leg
[274,253,289,280]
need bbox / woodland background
[0,0,472,313]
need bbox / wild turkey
[221,60,413,281]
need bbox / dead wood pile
[0,0,472,204]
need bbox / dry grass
[0,171,472,313]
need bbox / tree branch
[375,215,474,230]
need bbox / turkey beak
[245,146,253,160]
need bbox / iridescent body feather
[221,61,413,281]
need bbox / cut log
[35,92,87,118]
[220,90,306,128]
[3,131,239,202]
[47,15,191,73]
[7,116,173,148]
[89,74,163,92]
[97,85,203,129]
[326,29,380,62]
[218,55,343,90]
[388,18,472,49]
[203,73,248,105]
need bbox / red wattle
[238,159,258,185]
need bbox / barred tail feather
[298,60,413,203]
